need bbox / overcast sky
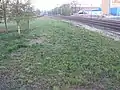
[31,0,101,10]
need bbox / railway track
[59,16,120,32]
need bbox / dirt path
[0,29,7,33]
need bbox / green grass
[0,22,17,31]
[0,19,35,31]
[0,17,120,90]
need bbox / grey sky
[31,0,101,10]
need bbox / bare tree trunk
[17,25,20,34]
[16,0,21,34]
[27,17,29,30]
[3,9,8,31]
[17,21,20,34]
[3,0,8,31]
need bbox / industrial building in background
[73,0,120,16]
[102,0,120,15]
[110,0,120,15]
[49,0,120,16]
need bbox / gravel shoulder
[58,18,120,41]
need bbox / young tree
[10,0,33,34]
[51,4,72,16]
[35,9,41,16]
[60,4,72,16]
[0,0,9,31]
[71,0,78,14]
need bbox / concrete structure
[102,0,110,15]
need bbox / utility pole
[61,7,62,15]
[57,4,59,15]
[91,4,92,19]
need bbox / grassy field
[0,17,120,90]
